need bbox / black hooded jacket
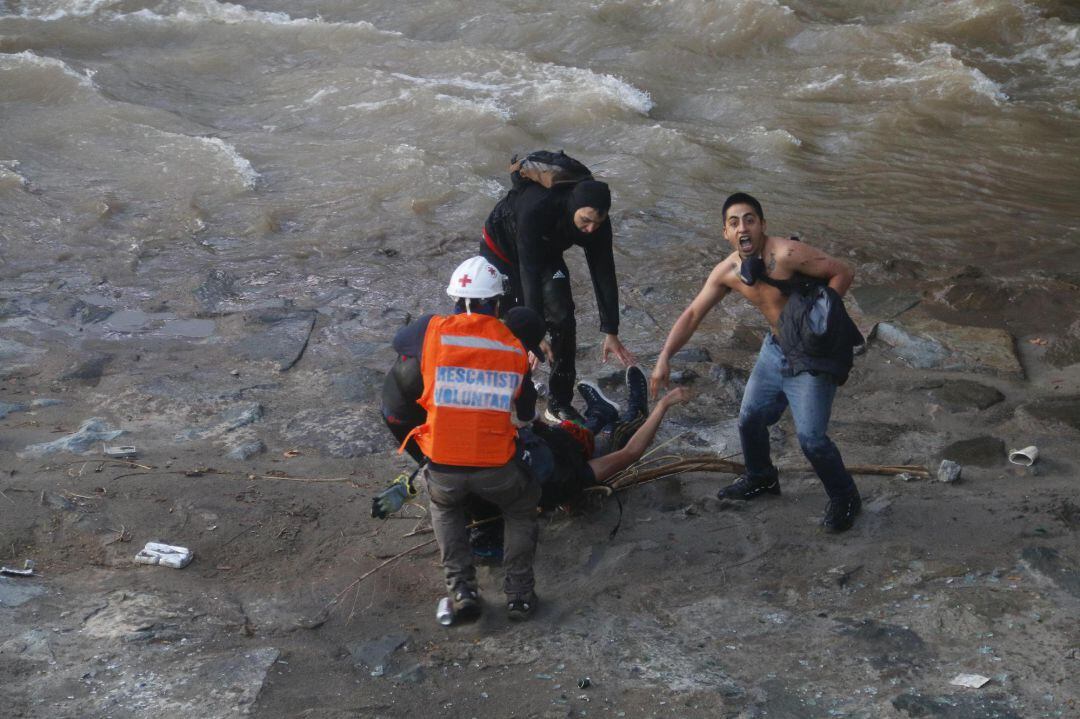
[482,174,620,334]
[776,285,864,385]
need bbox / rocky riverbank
[2,266,1079,718]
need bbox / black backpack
[509,150,593,189]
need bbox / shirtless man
[649,192,862,532]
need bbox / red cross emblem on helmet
[458,274,473,287]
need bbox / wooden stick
[326,538,437,610]
[604,454,930,491]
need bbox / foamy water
[2,0,1079,323]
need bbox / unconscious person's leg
[586,387,690,483]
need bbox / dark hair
[454,296,503,316]
[722,192,764,222]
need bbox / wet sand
[2,263,1079,719]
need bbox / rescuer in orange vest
[398,257,547,622]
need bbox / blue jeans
[738,334,856,499]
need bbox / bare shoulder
[708,252,741,288]
[770,235,832,269]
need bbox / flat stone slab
[871,314,1022,377]
[18,418,124,458]
[282,408,390,458]
[348,634,407,675]
[0,578,46,608]
[85,645,279,716]
[235,309,316,371]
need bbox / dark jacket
[776,285,864,385]
[482,174,620,334]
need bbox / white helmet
[446,256,508,300]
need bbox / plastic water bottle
[436,596,454,626]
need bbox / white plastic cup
[1008,445,1038,467]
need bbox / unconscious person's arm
[587,387,690,483]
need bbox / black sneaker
[506,592,538,622]
[821,490,861,532]
[576,381,620,433]
[623,365,649,422]
[450,585,481,621]
[544,401,585,424]
[716,472,781,500]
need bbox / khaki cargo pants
[424,461,541,601]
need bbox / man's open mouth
[739,236,753,252]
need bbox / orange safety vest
[401,313,528,467]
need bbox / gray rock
[176,403,264,442]
[837,618,928,671]
[0,401,28,420]
[203,647,280,708]
[673,347,712,363]
[937,459,962,483]
[930,380,1004,411]
[18,418,124,458]
[69,299,114,324]
[194,269,239,315]
[0,578,46,608]
[283,408,390,458]
[61,353,113,384]
[871,316,1022,377]
[226,439,266,461]
[941,436,1005,467]
[872,322,950,368]
[348,634,407,675]
[392,663,426,684]
[237,309,316,371]
[670,369,699,385]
